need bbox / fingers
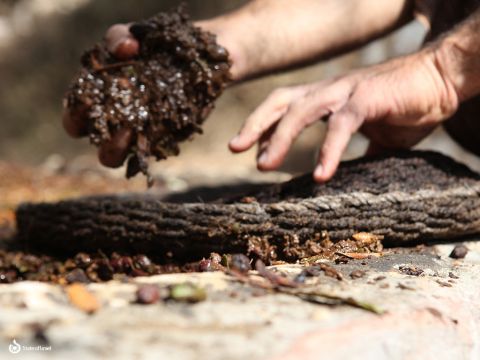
[314,108,363,182]
[257,101,331,171]
[64,103,133,168]
[105,24,139,60]
[230,80,365,180]
[98,128,133,168]
[62,103,88,138]
[229,88,298,153]
[256,123,278,168]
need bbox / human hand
[229,49,459,182]
[63,20,237,168]
[62,24,139,167]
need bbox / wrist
[431,33,480,103]
[420,44,460,118]
[195,18,249,82]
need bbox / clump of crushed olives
[65,6,231,184]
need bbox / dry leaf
[337,252,382,260]
[352,232,384,245]
[66,284,100,314]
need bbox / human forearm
[433,8,480,103]
[198,0,414,81]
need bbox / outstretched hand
[229,49,459,182]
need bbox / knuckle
[244,116,261,133]
[353,81,372,98]
[286,100,303,115]
[106,24,128,38]
[273,129,291,145]
[270,87,292,101]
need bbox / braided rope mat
[16,151,480,261]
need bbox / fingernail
[314,164,323,179]
[258,151,269,165]
[229,135,240,147]
[110,38,138,60]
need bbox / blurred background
[1,0,480,188]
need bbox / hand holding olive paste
[64,7,231,184]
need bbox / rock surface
[0,241,479,359]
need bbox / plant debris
[397,283,416,291]
[228,261,382,314]
[398,265,424,276]
[0,250,199,284]
[449,244,468,259]
[136,284,161,304]
[66,283,100,314]
[65,268,90,284]
[349,270,366,279]
[436,279,453,288]
[318,263,344,281]
[0,245,385,314]
[293,264,344,283]
[65,6,231,183]
[168,283,207,303]
[352,232,384,245]
[0,238,377,285]
[198,253,226,272]
[299,232,384,264]
[448,272,459,279]
[337,252,382,260]
[286,290,384,314]
[254,259,298,288]
[294,267,322,284]
[230,254,251,275]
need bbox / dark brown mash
[231,151,480,203]
[65,6,231,183]
[0,250,199,284]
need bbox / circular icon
[9,339,21,354]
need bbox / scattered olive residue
[0,250,197,284]
[65,6,231,183]
[0,230,383,284]
[449,244,468,259]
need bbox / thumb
[105,24,139,60]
